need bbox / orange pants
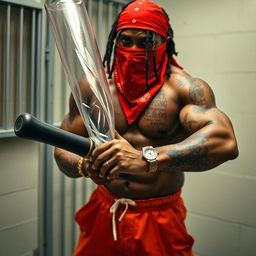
[74,185,194,256]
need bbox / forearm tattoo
[55,151,80,178]
[165,132,211,172]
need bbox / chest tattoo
[142,92,167,123]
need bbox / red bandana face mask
[112,0,183,124]
[114,42,169,124]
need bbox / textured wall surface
[156,0,256,255]
[0,138,39,256]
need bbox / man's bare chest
[110,83,183,142]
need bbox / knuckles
[117,161,126,169]
[113,144,121,152]
[96,155,104,163]
[116,152,123,159]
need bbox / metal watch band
[148,159,158,173]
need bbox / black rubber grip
[14,113,94,157]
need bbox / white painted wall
[156,0,256,255]
[0,138,39,256]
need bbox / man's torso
[106,66,190,199]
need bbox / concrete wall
[0,138,39,256]
[156,0,256,255]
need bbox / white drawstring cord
[110,198,136,241]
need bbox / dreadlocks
[103,1,134,78]
[161,8,178,78]
[103,1,178,81]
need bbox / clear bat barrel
[45,0,114,145]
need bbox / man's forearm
[158,128,237,173]
[54,148,81,178]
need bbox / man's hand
[89,131,148,180]
[83,159,110,185]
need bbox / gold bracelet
[77,157,86,177]
[77,137,94,177]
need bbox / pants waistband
[95,185,182,211]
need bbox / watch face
[144,148,157,160]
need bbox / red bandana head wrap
[114,0,182,124]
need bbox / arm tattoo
[67,103,77,127]
[182,113,198,132]
[55,151,80,178]
[189,79,216,105]
[189,82,207,105]
[165,132,211,172]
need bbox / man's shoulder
[167,65,194,88]
[167,65,211,91]
[167,65,215,107]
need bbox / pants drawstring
[110,198,136,241]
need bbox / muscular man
[55,1,238,255]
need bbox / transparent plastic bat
[45,0,114,146]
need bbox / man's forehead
[121,28,147,35]
[120,29,160,38]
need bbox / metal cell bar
[60,175,66,256]
[45,25,54,256]
[41,146,53,256]
[97,0,103,46]
[108,1,113,30]
[3,4,11,129]
[30,9,36,114]
[88,0,92,18]
[35,11,42,118]
[112,0,129,4]
[39,11,54,256]
[61,69,67,117]
[17,7,24,114]
[0,129,14,138]
[71,180,77,254]
[82,178,87,205]
[117,3,122,14]
[1,0,43,9]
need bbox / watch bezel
[142,146,158,161]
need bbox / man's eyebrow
[119,34,132,39]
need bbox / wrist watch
[142,146,159,173]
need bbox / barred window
[0,0,43,137]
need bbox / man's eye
[119,37,131,45]
[122,39,129,43]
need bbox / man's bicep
[179,104,210,134]
[179,104,234,135]
[178,78,218,133]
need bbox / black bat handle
[14,113,94,157]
